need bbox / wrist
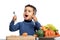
[12,19,16,22]
[34,19,37,22]
[35,21,38,23]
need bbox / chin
[24,18,29,20]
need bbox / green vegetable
[35,29,44,37]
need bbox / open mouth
[25,15,28,17]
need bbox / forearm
[9,20,15,31]
[35,21,41,30]
[9,20,19,31]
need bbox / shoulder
[17,21,24,24]
[17,21,23,24]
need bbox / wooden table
[6,35,60,40]
[6,35,35,40]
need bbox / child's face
[23,7,34,20]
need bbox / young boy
[9,4,41,35]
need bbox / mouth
[25,15,28,17]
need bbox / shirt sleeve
[9,20,20,31]
[34,21,41,30]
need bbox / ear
[33,11,36,15]
[32,15,34,19]
[32,14,35,19]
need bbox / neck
[24,20,32,22]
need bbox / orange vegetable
[40,26,47,31]
[22,32,28,37]
[44,29,55,37]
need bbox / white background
[0,0,60,39]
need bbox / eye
[28,10,31,12]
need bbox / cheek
[29,12,33,16]
[29,14,32,17]
[28,15,33,19]
[30,14,33,18]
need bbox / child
[9,4,41,35]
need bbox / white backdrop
[0,0,60,39]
